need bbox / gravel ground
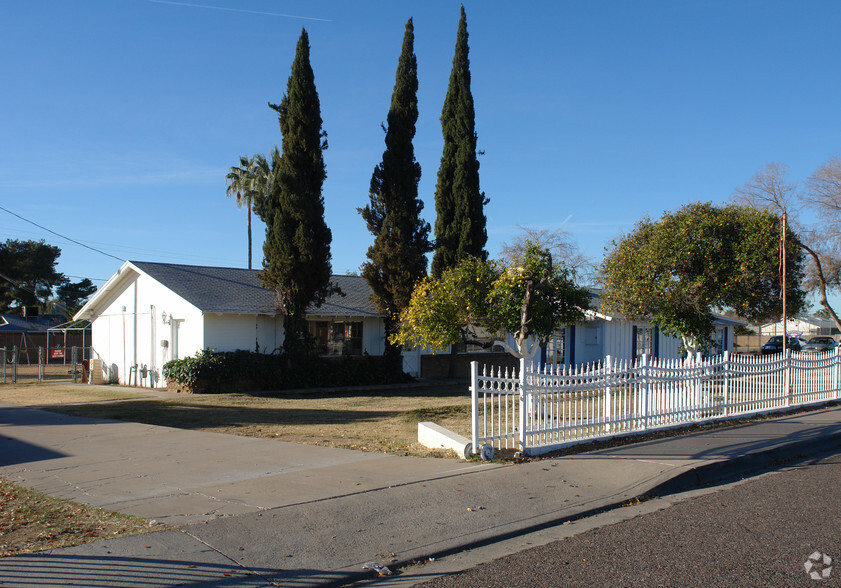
[420,451,841,587]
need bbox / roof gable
[92,262,381,318]
[131,262,275,315]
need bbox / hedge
[162,349,412,394]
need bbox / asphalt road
[418,451,841,587]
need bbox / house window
[711,328,727,356]
[453,326,505,353]
[545,329,565,365]
[635,326,652,360]
[308,321,363,355]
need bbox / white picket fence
[470,348,841,456]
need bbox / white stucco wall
[89,269,203,386]
[361,317,385,355]
[574,321,605,365]
[204,314,284,353]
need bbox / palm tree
[226,154,270,270]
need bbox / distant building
[759,316,840,339]
[0,312,87,363]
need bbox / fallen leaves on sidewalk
[0,478,155,557]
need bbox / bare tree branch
[731,162,800,222]
[499,225,593,282]
[731,159,841,333]
[798,241,841,333]
[804,155,841,245]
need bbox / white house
[74,261,385,387]
[74,261,742,386]
[542,303,741,367]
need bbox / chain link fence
[1,346,93,384]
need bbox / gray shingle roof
[0,314,55,333]
[129,262,381,318]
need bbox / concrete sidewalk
[1,402,841,587]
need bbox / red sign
[50,349,65,359]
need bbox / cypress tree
[431,5,488,278]
[359,18,431,370]
[259,28,333,355]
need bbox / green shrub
[162,349,412,393]
[162,349,227,392]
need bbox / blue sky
[2,1,841,311]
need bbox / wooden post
[781,211,788,353]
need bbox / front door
[170,319,182,360]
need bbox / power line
[0,205,125,263]
[67,274,109,283]
[2,222,240,267]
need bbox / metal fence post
[470,361,479,456]
[695,352,703,421]
[604,355,612,433]
[38,347,44,383]
[722,350,730,417]
[641,354,649,430]
[71,346,78,384]
[1,347,5,384]
[518,357,527,454]
[12,345,18,384]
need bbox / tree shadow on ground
[42,400,407,430]
[244,382,468,400]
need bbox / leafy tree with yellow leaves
[392,245,590,359]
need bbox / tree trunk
[247,207,252,270]
[681,335,700,359]
[516,279,534,355]
[382,316,404,377]
[799,242,841,334]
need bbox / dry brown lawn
[0,383,473,458]
[0,478,154,557]
[0,383,147,405]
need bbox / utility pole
[781,211,787,351]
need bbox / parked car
[800,336,839,354]
[761,335,808,355]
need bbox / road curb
[645,431,841,499]
[340,432,841,587]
